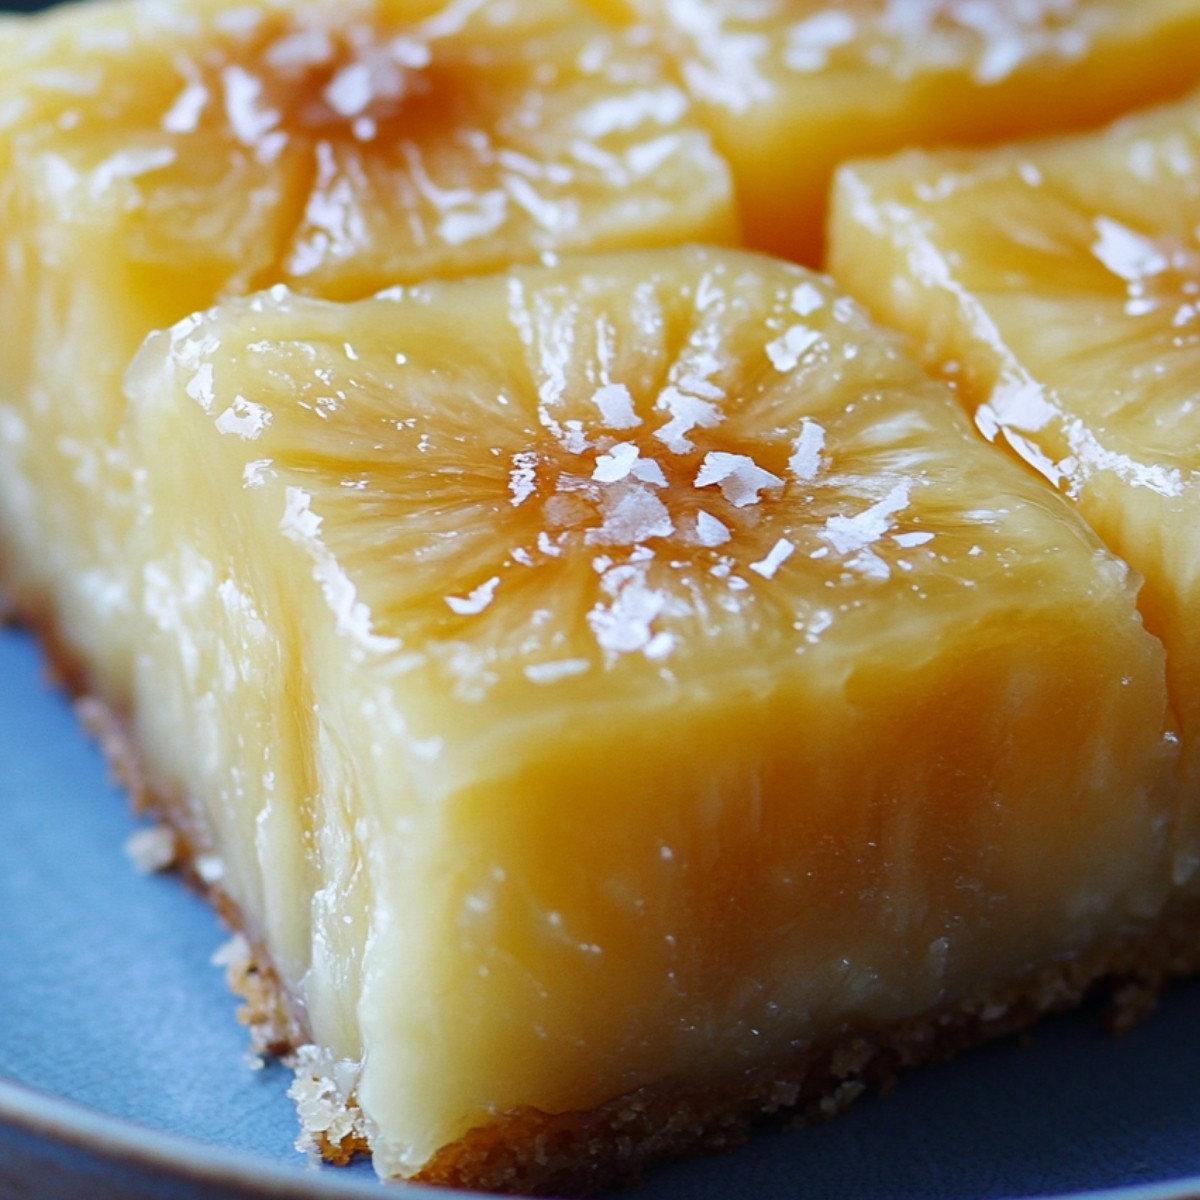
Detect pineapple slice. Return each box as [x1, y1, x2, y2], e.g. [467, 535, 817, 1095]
[0, 0, 734, 705]
[828, 87, 1200, 884]
[596, 0, 1200, 266]
[121, 247, 1176, 1189]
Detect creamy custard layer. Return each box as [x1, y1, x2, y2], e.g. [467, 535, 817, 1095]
[121, 247, 1177, 1179]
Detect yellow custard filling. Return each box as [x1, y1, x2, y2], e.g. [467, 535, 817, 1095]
[121, 247, 1176, 1180]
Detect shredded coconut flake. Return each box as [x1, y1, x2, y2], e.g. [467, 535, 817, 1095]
[643, 631, 676, 660]
[445, 575, 501, 616]
[676, 371, 724, 401]
[766, 324, 822, 372]
[214, 394, 273, 440]
[242, 458, 273, 488]
[523, 658, 591, 684]
[790, 281, 825, 316]
[749, 537, 795, 579]
[694, 451, 784, 507]
[591, 381, 641, 429]
[788, 418, 826, 482]
[509, 450, 538, 506]
[185, 362, 216, 411]
[821, 481, 911, 555]
[587, 564, 670, 657]
[438, 192, 508, 245]
[586, 481, 674, 545]
[784, 10, 856, 71]
[411, 736, 443, 762]
[695, 509, 731, 547]
[265, 27, 333, 69]
[388, 36, 433, 68]
[221, 64, 279, 146]
[631, 457, 668, 487]
[162, 81, 208, 133]
[654, 385, 724, 453]
[574, 85, 688, 138]
[324, 62, 375, 117]
[88, 146, 177, 196]
[846, 547, 891, 580]
[592, 441, 641, 483]
[1092, 215, 1168, 282]
[626, 133, 682, 177]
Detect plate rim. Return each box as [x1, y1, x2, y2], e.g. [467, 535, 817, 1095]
[5, 1069, 1200, 1200]
[0, 1073, 467, 1199]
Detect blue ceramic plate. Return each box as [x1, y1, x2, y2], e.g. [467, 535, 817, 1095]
[4, 625, 1200, 1200]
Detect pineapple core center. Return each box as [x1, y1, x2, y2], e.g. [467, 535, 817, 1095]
[507, 371, 806, 566]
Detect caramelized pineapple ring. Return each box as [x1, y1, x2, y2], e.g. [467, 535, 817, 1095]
[0, 0, 734, 705]
[602, 0, 1200, 266]
[124, 247, 1174, 1179]
[829, 86, 1200, 880]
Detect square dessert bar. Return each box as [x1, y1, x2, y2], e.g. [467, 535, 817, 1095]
[118, 246, 1183, 1191]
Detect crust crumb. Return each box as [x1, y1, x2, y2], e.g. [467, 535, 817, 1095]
[287, 1044, 374, 1166]
[123, 823, 181, 873]
[213, 933, 300, 1059]
[1105, 976, 1162, 1034]
[75, 694, 151, 808]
